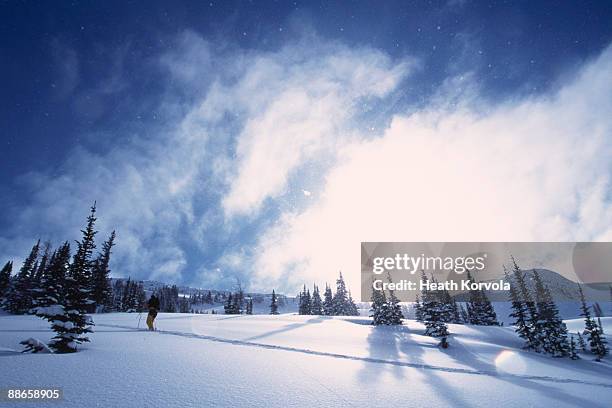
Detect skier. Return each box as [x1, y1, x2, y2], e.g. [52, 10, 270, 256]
[146, 294, 160, 331]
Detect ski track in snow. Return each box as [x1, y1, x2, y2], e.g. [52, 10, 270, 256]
[96, 323, 612, 389]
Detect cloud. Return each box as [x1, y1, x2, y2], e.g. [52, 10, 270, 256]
[3, 27, 611, 295]
[215, 43, 412, 215]
[0, 31, 413, 289]
[249, 45, 612, 297]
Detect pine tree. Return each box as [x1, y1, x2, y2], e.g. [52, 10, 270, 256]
[385, 273, 403, 325]
[466, 270, 498, 326]
[298, 285, 312, 315]
[5, 240, 40, 314]
[33, 242, 70, 328]
[0, 261, 12, 303]
[505, 265, 530, 346]
[49, 205, 97, 353]
[246, 298, 253, 315]
[569, 335, 579, 360]
[370, 282, 387, 325]
[224, 293, 234, 314]
[578, 285, 608, 361]
[311, 285, 323, 315]
[322, 284, 333, 315]
[577, 331, 587, 352]
[30, 243, 52, 313]
[511, 257, 540, 351]
[532, 269, 568, 357]
[231, 292, 241, 314]
[347, 291, 359, 316]
[331, 272, 352, 316]
[270, 290, 279, 315]
[91, 231, 115, 312]
[423, 294, 449, 339]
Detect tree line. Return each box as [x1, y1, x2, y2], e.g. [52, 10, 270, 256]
[506, 256, 608, 361]
[369, 256, 609, 360]
[297, 272, 359, 316]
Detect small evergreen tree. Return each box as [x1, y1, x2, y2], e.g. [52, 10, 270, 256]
[30, 243, 52, 311]
[347, 291, 359, 316]
[532, 269, 568, 357]
[466, 270, 498, 326]
[5, 240, 40, 314]
[506, 265, 530, 347]
[33, 242, 70, 327]
[422, 274, 449, 340]
[91, 231, 115, 312]
[569, 335, 579, 360]
[511, 257, 540, 351]
[331, 272, 352, 316]
[0, 261, 13, 304]
[385, 273, 403, 325]
[246, 298, 253, 315]
[224, 293, 234, 314]
[298, 285, 312, 315]
[270, 290, 279, 315]
[49, 205, 97, 353]
[322, 284, 333, 315]
[311, 285, 323, 315]
[578, 285, 608, 361]
[370, 282, 387, 325]
[577, 331, 587, 352]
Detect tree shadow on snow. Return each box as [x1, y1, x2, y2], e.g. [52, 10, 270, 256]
[242, 316, 326, 342]
[445, 335, 609, 408]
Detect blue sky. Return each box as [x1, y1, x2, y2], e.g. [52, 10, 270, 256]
[1, 1, 612, 295]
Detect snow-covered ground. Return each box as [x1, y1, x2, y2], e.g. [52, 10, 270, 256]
[0, 313, 610, 407]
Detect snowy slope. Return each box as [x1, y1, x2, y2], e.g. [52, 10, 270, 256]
[0, 313, 610, 408]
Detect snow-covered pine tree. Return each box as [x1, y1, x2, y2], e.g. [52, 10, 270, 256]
[421, 273, 449, 339]
[34, 242, 70, 330]
[578, 285, 608, 361]
[370, 282, 387, 325]
[465, 270, 499, 326]
[505, 265, 529, 347]
[246, 298, 253, 315]
[49, 205, 97, 353]
[532, 269, 568, 357]
[577, 331, 587, 352]
[224, 293, 233, 314]
[385, 273, 403, 325]
[91, 231, 115, 312]
[511, 257, 540, 351]
[298, 285, 312, 315]
[569, 335, 579, 360]
[331, 272, 351, 316]
[231, 292, 242, 314]
[270, 290, 279, 315]
[30, 243, 51, 313]
[347, 291, 359, 316]
[322, 284, 333, 315]
[311, 285, 323, 315]
[0, 261, 13, 304]
[5, 240, 40, 314]
[439, 286, 458, 323]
